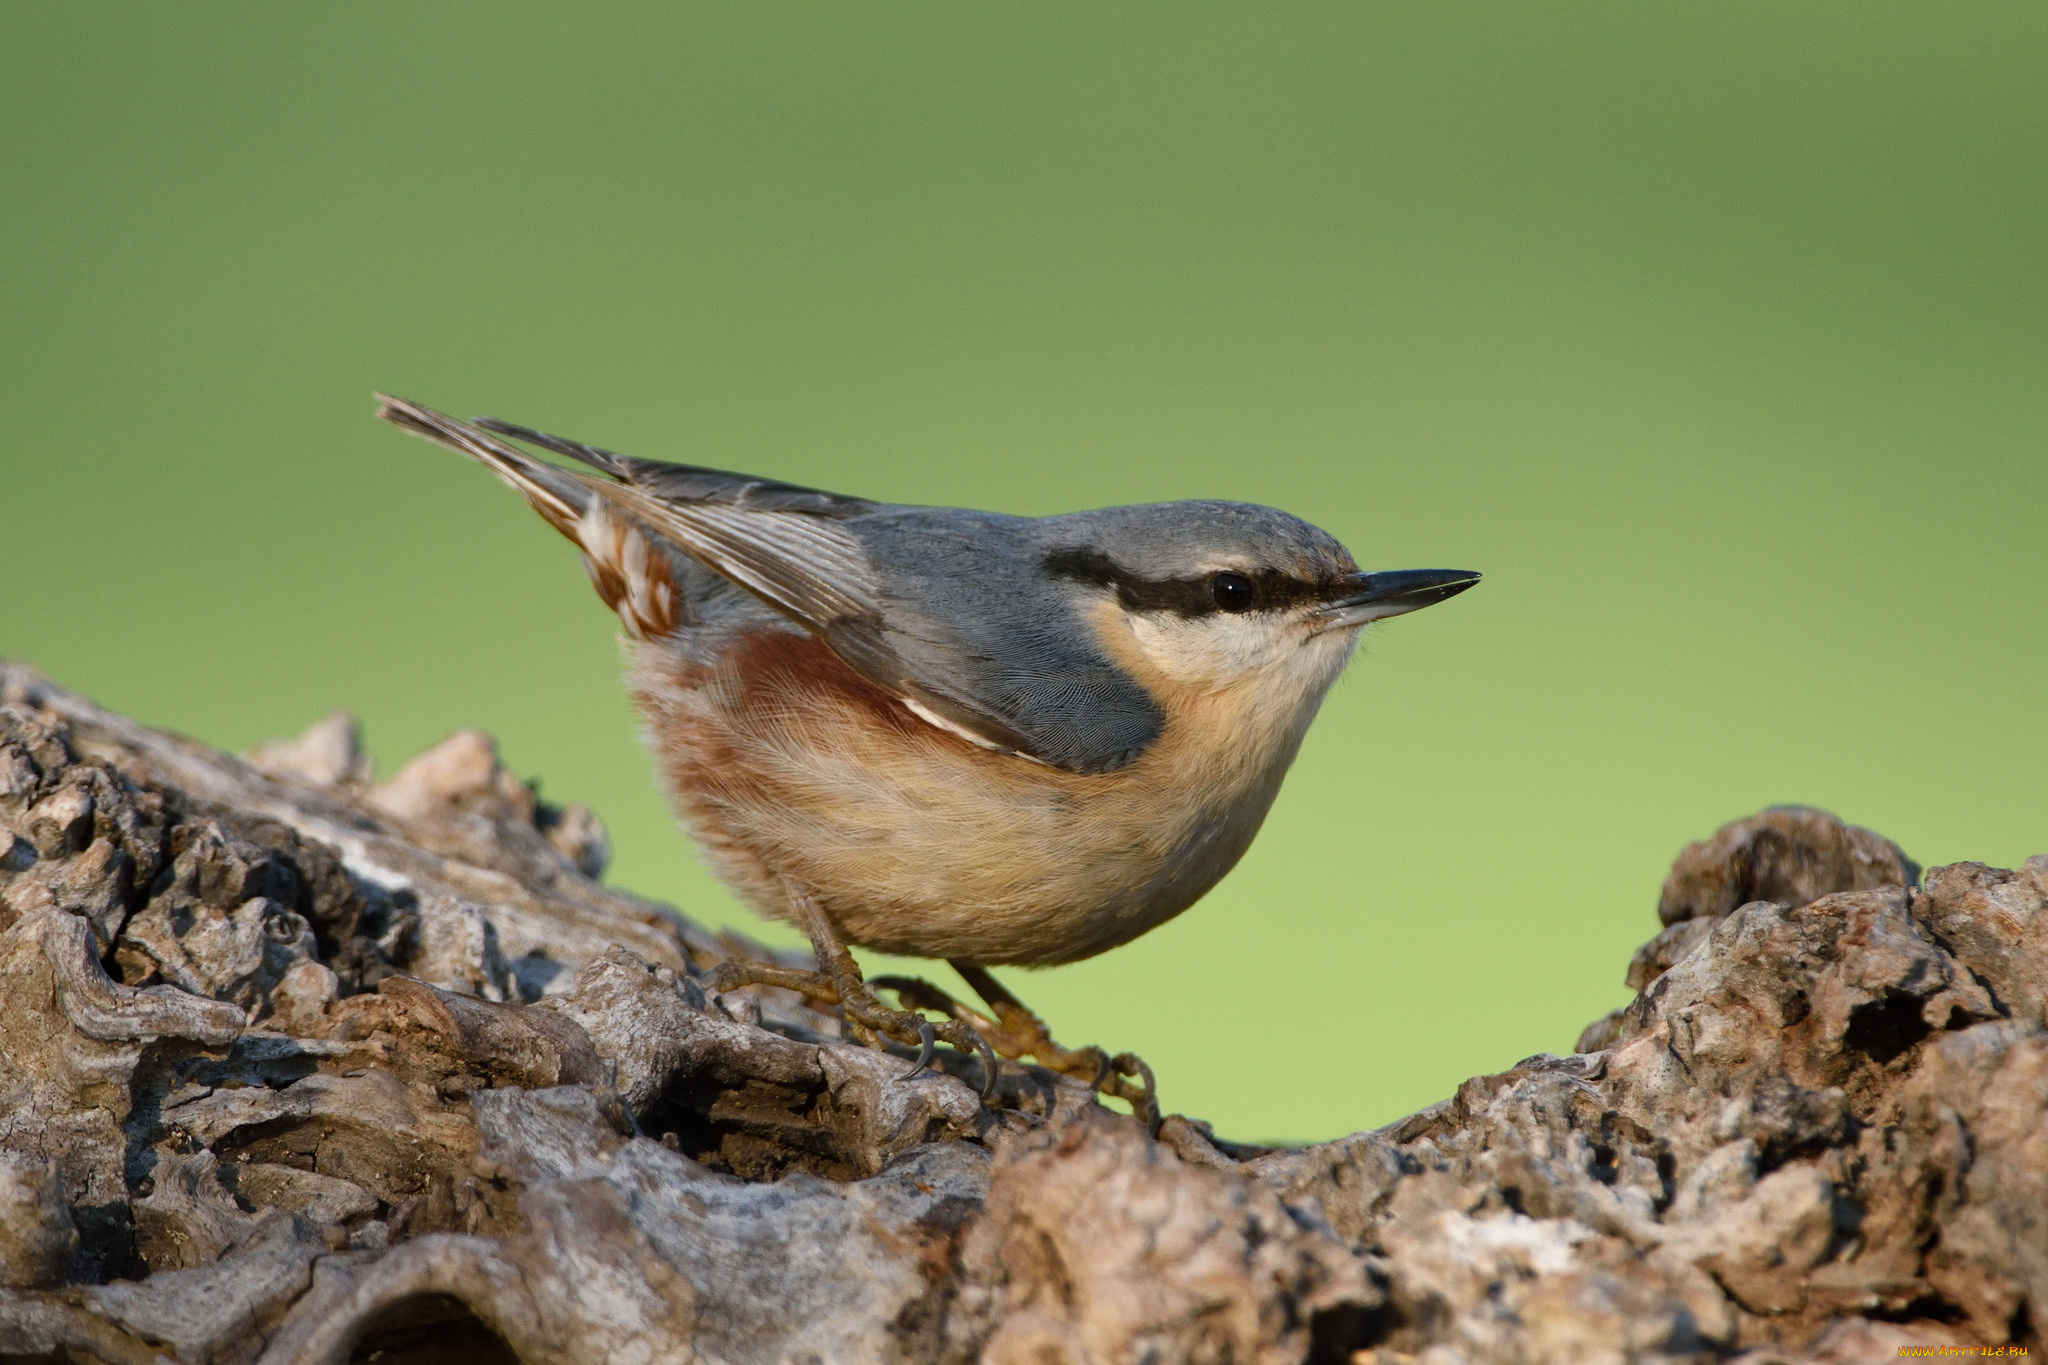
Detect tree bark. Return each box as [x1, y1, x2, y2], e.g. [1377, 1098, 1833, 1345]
[0, 660, 2039, 1364]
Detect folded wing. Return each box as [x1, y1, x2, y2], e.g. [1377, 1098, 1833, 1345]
[381, 398, 1160, 773]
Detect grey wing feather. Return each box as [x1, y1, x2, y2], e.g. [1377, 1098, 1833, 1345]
[475, 417, 878, 517]
[463, 413, 1162, 773]
[849, 513, 1167, 773]
[606, 487, 1160, 768]
[472, 418, 634, 479]
[598, 481, 882, 629]
[474, 413, 887, 630]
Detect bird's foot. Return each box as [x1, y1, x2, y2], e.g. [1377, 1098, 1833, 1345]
[873, 963, 1161, 1133]
[705, 889, 998, 1097]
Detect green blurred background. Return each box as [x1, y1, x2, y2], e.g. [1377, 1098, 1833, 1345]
[3, 4, 2042, 1141]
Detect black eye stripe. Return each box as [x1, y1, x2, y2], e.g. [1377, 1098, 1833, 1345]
[1042, 549, 1325, 617]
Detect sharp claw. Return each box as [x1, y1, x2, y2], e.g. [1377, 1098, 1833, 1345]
[975, 1035, 1000, 1100]
[903, 1018, 937, 1078]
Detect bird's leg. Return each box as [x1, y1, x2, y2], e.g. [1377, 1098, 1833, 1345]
[793, 890, 1000, 1088]
[891, 961, 1160, 1132]
[704, 883, 996, 1091]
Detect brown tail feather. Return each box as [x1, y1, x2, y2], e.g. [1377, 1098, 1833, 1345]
[376, 394, 590, 535]
[376, 395, 681, 639]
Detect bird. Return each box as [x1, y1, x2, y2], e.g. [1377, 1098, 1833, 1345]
[377, 395, 1478, 1124]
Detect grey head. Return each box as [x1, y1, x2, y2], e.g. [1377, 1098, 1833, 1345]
[1031, 499, 1474, 631]
[391, 404, 1478, 775]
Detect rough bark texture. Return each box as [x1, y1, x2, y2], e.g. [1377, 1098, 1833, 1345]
[0, 659, 2039, 1365]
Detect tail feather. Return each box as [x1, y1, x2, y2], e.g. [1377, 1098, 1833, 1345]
[473, 416, 633, 480]
[376, 395, 681, 639]
[376, 394, 591, 537]
[475, 413, 876, 519]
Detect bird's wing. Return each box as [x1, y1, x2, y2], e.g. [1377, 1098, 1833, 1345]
[581, 462, 1163, 773]
[599, 480, 1169, 772]
[598, 480, 882, 631]
[849, 513, 1166, 774]
[463, 414, 883, 630]
[475, 417, 872, 518]
[394, 401, 1160, 773]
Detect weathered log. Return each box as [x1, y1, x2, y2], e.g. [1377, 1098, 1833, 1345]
[0, 659, 2040, 1363]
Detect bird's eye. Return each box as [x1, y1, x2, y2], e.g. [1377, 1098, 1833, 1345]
[1211, 571, 1256, 612]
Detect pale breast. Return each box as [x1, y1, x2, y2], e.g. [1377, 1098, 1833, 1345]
[628, 624, 1313, 965]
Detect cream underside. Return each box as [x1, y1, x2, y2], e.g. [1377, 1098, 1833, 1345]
[632, 600, 1359, 966]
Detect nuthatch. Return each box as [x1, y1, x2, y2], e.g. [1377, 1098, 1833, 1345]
[379, 396, 1478, 1121]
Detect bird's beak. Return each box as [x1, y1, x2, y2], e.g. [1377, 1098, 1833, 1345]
[1314, 569, 1481, 630]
